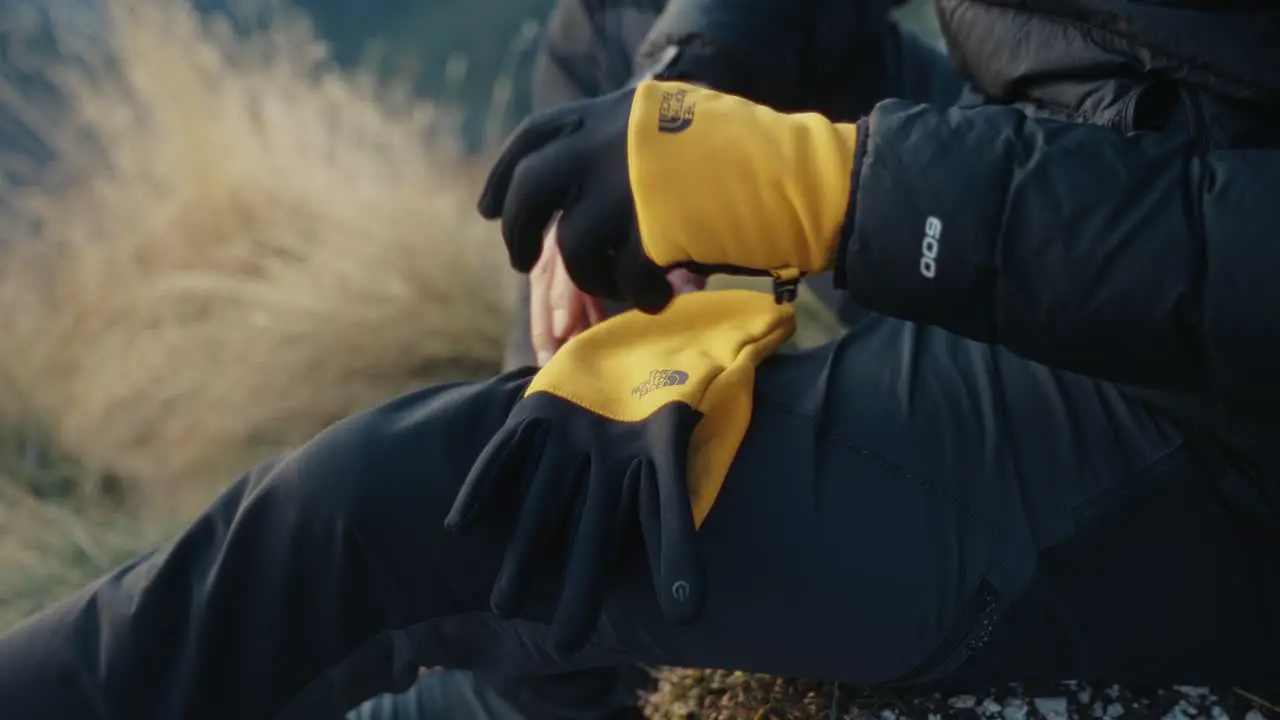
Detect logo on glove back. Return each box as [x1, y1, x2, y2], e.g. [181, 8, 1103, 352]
[632, 369, 690, 399]
[657, 89, 695, 133]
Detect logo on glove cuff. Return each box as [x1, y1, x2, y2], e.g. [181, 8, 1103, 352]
[632, 368, 690, 399]
[657, 89, 695, 133]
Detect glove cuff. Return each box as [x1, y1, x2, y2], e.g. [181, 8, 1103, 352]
[626, 81, 859, 278]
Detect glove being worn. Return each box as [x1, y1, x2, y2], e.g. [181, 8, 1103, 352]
[445, 289, 795, 652]
[478, 80, 862, 313]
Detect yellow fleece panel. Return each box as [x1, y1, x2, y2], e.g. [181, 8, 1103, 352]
[626, 80, 859, 277]
[525, 289, 795, 526]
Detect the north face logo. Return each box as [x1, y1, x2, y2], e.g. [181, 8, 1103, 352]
[631, 369, 690, 399]
[656, 89, 695, 133]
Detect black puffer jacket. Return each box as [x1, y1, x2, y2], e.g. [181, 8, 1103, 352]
[940, 0, 1280, 126]
[851, 0, 1280, 384]
[837, 0, 1280, 520]
[645, 0, 1280, 518]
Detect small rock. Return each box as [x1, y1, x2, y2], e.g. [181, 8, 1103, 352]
[1034, 697, 1069, 720]
[1078, 686, 1095, 705]
[1209, 707, 1229, 720]
[950, 694, 977, 709]
[982, 698, 1004, 716]
[1090, 701, 1106, 718]
[1176, 687, 1213, 699]
[1245, 711, 1267, 720]
[879, 710, 898, 720]
[1106, 702, 1126, 718]
[1002, 697, 1028, 720]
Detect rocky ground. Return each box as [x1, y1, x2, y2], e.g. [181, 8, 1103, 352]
[643, 670, 1277, 720]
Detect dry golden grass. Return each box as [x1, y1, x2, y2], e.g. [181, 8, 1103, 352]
[0, 0, 513, 494]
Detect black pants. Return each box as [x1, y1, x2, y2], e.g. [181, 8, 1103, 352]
[476, 2, 965, 716]
[2, 316, 1276, 720]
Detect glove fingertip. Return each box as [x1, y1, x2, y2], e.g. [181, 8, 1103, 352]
[476, 180, 502, 220]
[662, 566, 706, 625]
[443, 463, 500, 535]
[441, 503, 471, 534]
[443, 486, 480, 535]
[444, 472, 487, 533]
[616, 230, 674, 313]
[490, 559, 530, 619]
[639, 453, 709, 625]
[490, 588, 517, 619]
[477, 110, 578, 225]
[634, 280, 674, 314]
[490, 567, 538, 621]
[444, 420, 541, 534]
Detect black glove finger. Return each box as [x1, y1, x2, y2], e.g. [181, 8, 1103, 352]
[499, 141, 584, 273]
[646, 408, 707, 621]
[444, 418, 543, 535]
[637, 450, 706, 626]
[554, 193, 634, 302]
[615, 225, 675, 313]
[548, 457, 633, 653]
[478, 109, 580, 220]
[490, 443, 586, 618]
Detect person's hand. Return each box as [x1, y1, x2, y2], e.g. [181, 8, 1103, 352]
[529, 218, 605, 366]
[530, 218, 706, 366]
[478, 80, 862, 313]
[445, 289, 796, 652]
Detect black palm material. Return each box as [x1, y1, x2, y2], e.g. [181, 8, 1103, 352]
[444, 393, 707, 654]
[477, 87, 676, 313]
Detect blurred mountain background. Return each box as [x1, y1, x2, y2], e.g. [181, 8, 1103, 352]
[294, 0, 941, 151]
[0, 0, 941, 159]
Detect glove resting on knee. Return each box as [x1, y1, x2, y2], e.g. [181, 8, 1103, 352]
[444, 289, 794, 652]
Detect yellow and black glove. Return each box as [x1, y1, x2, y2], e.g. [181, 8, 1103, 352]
[444, 289, 795, 651]
[478, 80, 861, 312]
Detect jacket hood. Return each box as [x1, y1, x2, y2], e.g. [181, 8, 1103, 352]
[939, 0, 1280, 108]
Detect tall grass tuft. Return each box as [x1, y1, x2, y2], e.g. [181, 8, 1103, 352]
[0, 0, 512, 495]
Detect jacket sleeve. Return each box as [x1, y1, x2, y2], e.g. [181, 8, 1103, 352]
[837, 100, 1280, 418]
[636, 0, 962, 118]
